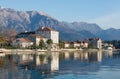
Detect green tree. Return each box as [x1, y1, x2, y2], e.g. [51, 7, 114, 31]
[88, 43, 95, 49]
[46, 39, 53, 49]
[39, 40, 46, 49]
[0, 35, 4, 42]
[0, 36, 4, 48]
[59, 40, 64, 48]
[47, 39, 53, 45]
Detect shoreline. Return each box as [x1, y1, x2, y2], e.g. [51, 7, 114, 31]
[0, 48, 117, 54]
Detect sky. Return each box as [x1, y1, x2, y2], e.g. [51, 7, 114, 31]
[0, 0, 120, 29]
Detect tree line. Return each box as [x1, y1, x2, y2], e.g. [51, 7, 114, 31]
[103, 40, 120, 49]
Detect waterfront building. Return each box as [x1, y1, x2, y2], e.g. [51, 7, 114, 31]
[36, 27, 59, 44]
[27, 34, 46, 46]
[70, 42, 80, 48]
[64, 42, 70, 48]
[12, 38, 33, 48]
[80, 41, 88, 48]
[13, 26, 59, 48]
[85, 38, 102, 49]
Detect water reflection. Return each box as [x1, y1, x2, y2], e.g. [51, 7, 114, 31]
[0, 50, 120, 79]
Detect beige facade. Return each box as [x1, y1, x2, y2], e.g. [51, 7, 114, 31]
[12, 38, 33, 48]
[70, 42, 80, 48]
[64, 42, 70, 48]
[28, 34, 46, 46]
[82, 42, 88, 48]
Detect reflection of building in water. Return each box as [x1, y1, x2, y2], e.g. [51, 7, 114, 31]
[19, 54, 33, 63]
[88, 52, 97, 62]
[84, 52, 88, 60]
[104, 50, 113, 57]
[12, 54, 33, 64]
[73, 51, 102, 62]
[79, 51, 88, 60]
[35, 55, 41, 66]
[74, 52, 80, 60]
[97, 50, 102, 62]
[50, 52, 59, 71]
[64, 52, 70, 59]
[31, 52, 59, 72]
[33, 54, 47, 66]
[88, 51, 102, 63]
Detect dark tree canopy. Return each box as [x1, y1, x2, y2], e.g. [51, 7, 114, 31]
[47, 39, 53, 45]
[39, 40, 46, 49]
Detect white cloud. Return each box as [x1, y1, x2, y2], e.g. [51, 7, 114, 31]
[90, 12, 120, 29]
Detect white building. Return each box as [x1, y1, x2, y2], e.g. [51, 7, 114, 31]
[28, 34, 46, 46]
[97, 38, 102, 49]
[64, 42, 70, 48]
[36, 27, 59, 44]
[70, 42, 80, 48]
[12, 38, 33, 48]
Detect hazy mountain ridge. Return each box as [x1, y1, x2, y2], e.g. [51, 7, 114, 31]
[0, 7, 120, 40]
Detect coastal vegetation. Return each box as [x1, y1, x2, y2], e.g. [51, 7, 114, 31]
[0, 35, 4, 48]
[103, 40, 120, 49]
[47, 39, 53, 45]
[39, 40, 46, 49]
[58, 40, 64, 48]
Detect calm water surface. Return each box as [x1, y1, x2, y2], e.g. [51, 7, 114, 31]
[0, 50, 120, 79]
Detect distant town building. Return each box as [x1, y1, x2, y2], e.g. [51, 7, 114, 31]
[70, 42, 80, 48]
[85, 38, 102, 49]
[63, 41, 88, 49]
[64, 42, 70, 48]
[81, 42, 88, 48]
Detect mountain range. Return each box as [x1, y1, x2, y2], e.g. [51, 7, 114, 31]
[0, 7, 120, 41]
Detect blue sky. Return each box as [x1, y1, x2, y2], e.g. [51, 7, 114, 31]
[0, 0, 120, 29]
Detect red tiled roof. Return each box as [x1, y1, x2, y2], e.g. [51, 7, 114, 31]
[64, 42, 70, 44]
[29, 34, 44, 38]
[36, 27, 56, 31]
[19, 38, 32, 42]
